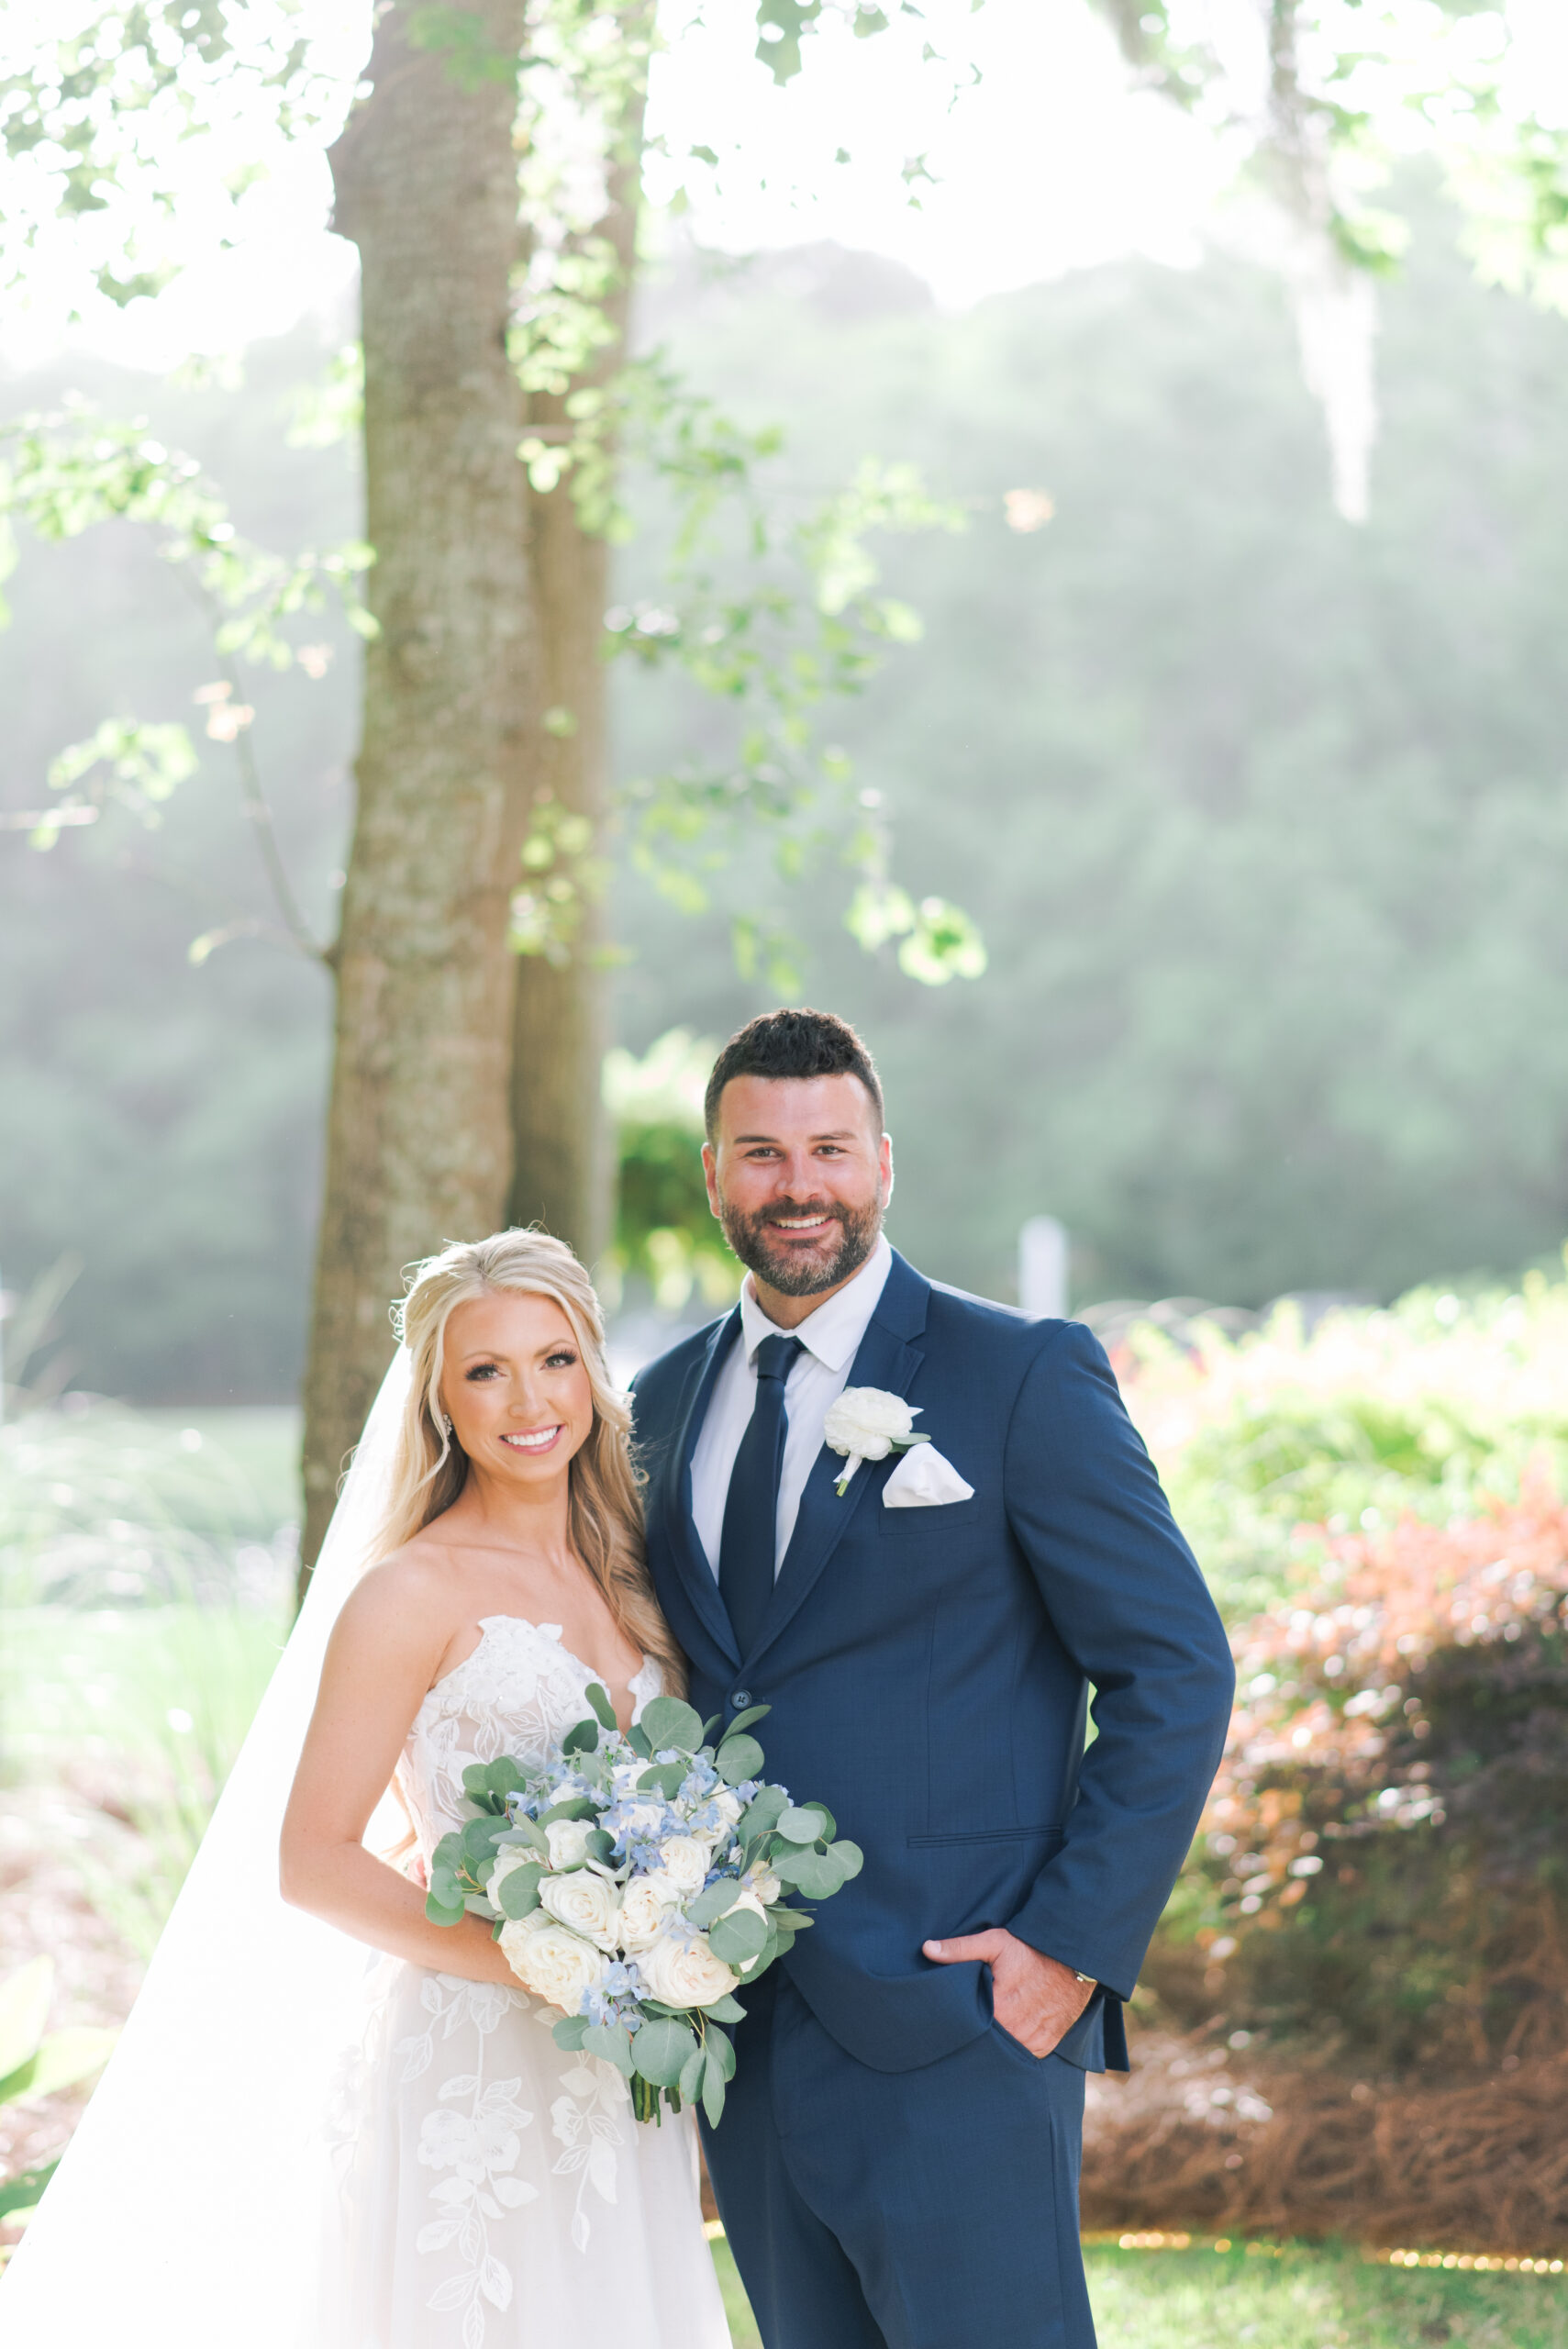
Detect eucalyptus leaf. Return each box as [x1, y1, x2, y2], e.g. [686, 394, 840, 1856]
[701, 2044, 727, 2128]
[485, 1757, 527, 1799]
[583, 2023, 636, 2076]
[625, 1722, 653, 1760]
[0, 2159, 58, 2221]
[585, 1682, 619, 1731]
[706, 2022, 737, 2082]
[828, 1839, 863, 1880]
[636, 1760, 686, 1800]
[725, 1703, 772, 1737]
[630, 2015, 697, 2087]
[700, 1713, 724, 1745]
[772, 1846, 847, 1899]
[739, 1786, 786, 1842]
[679, 2043, 706, 2106]
[461, 1764, 492, 1803]
[707, 1906, 768, 1965]
[496, 1863, 543, 1920]
[424, 1889, 466, 1928]
[684, 1880, 739, 1930]
[552, 2014, 592, 2052]
[584, 1829, 617, 1865]
[703, 1992, 748, 2024]
[715, 1733, 764, 1787]
[539, 1796, 595, 1824]
[639, 1695, 705, 1753]
[776, 1804, 826, 1844]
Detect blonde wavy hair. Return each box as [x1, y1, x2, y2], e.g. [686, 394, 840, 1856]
[370, 1230, 684, 1696]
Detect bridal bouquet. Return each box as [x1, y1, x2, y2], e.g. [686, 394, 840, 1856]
[425, 1688, 861, 2124]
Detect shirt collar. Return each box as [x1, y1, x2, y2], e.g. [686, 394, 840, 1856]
[740, 1233, 893, 1374]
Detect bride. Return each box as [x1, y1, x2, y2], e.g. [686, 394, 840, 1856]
[1, 1231, 731, 2349]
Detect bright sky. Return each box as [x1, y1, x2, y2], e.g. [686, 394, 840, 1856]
[6, 0, 1567, 374]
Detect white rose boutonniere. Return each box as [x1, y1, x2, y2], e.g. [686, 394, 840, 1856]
[822, 1386, 931, 1497]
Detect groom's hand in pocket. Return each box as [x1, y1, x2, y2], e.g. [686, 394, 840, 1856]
[922, 1929, 1093, 2057]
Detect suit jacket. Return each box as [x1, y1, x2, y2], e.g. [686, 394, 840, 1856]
[630, 1250, 1235, 2076]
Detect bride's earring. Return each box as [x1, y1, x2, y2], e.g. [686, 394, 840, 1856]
[439, 1411, 453, 1440]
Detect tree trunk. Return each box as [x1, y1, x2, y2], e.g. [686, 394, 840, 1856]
[506, 46, 649, 1272]
[301, 0, 533, 1576]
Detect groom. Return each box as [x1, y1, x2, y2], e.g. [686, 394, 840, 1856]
[631, 1008, 1234, 2349]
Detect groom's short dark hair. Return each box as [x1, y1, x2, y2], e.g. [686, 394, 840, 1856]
[705, 1008, 884, 1139]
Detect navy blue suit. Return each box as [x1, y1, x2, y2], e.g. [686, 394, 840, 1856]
[632, 1252, 1234, 2349]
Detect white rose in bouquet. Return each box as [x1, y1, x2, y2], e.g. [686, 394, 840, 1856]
[499, 1913, 606, 2009]
[543, 1818, 594, 1871]
[639, 1928, 739, 2009]
[744, 1865, 782, 1906]
[617, 1876, 679, 1952]
[539, 1868, 623, 1953]
[647, 1834, 711, 1898]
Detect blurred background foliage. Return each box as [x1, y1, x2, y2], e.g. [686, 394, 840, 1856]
[6, 177, 1568, 1398]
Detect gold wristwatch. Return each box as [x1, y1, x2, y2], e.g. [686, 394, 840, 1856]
[1073, 1971, 1096, 1987]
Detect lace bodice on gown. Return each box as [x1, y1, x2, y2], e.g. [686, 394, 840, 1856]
[318, 1617, 728, 2349]
[396, 1614, 664, 1862]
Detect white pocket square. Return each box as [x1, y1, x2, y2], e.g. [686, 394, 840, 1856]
[882, 1444, 975, 1508]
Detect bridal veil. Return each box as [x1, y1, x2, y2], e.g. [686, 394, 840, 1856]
[1, 1349, 415, 2345]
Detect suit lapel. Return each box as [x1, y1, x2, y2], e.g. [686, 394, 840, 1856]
[657, 1308, 742, 1668]
[747, 1253, 930, 1665]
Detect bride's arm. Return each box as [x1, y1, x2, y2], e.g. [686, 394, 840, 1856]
[279, 1560, 516, 1984]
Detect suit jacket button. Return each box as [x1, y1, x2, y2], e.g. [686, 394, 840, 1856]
[732, 1690, 752, 1710]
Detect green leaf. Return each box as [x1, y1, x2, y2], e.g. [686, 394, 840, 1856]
[625, 1722, 653, 1760]
[771, 1846, 848, 1900]
[776, 1805, 826, 1844]
[431, 1830, 465, 1871]
[561, 1717, 600, 1756]
[700, 1714, 724, 1745]
[631, 2015, 698, 2088]
[701, 2044, 727, 2128]
[484, 1756, 528, 1800]
[552, 2014, 592, 2051]
[726, 1704, 773, 1737]
[496, 1863, 543, 1920]
[462, 1816, 503, 1863]
[539, 1796, 596, 1825]
[679, 2043, 707, 2106]
[703, 1992, 748, 2024]
[584, 1829, 617, 1865]
[583, 2022, 636, 2076]
[0, 2158, 58, 2221]
[0, 1959, 52, 2081]
[707, 1907, 768, 1965]
[0, 2027, 117, 2106]
[706, 2022, 737, 2081]
[585, 1683, 619, 1731]
[739, 1787, 787, 1842]
[684, 1880, 740, 1930]
[424, 1889, 466, 1926]
[716, 1734, 765, 1787]
[462, 1763, 493, 1803]
[639, 1696, 705, 1754]
[828, 1839, 863, 1880]
[637, 1761, 687, 1800]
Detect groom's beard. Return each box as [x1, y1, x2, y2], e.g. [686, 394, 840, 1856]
[718, 1191, 883, 1298]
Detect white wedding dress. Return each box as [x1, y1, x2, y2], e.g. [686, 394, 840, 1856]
[317, 1614, 731, 2349]
[2, 1358, 730, 2348]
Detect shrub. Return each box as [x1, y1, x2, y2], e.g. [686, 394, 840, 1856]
[1155, 1484, 1568, 2073]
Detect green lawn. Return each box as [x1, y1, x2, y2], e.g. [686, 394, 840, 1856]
[710, 2237, 1568, 2348]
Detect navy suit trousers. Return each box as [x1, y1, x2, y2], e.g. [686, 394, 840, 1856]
[703, 1972, 1096, 2349]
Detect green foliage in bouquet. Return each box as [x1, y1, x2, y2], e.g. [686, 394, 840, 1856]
[424, 1687, 861, 2125]
[1150, 1486, 1568, 2074]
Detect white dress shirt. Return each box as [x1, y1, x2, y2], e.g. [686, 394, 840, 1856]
[689, 1234, 894, 1579]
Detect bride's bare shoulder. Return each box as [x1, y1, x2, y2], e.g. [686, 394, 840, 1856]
[333, 1536, 461, 1642]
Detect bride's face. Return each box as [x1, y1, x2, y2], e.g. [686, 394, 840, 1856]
[439, 1290, 595, 1490]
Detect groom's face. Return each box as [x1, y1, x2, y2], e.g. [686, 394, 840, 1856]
[704, 1073, 893, 1302]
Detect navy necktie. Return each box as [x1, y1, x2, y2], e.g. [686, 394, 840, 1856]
[717, 1332, 803, 1657]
